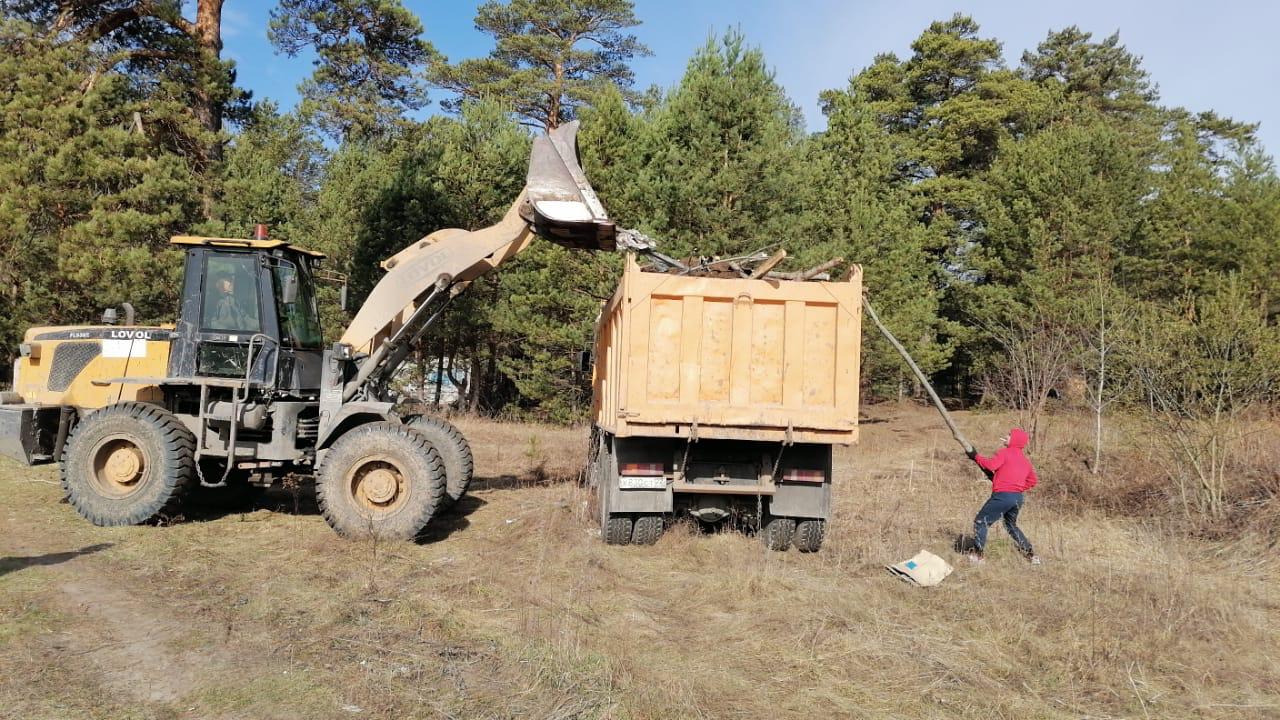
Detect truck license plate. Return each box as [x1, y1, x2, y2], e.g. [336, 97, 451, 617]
[619, 476, 666, 490]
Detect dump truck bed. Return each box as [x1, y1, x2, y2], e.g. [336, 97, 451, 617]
[592, 256, 861, 445]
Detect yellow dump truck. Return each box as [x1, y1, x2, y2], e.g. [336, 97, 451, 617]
[588, 255, 862, 551]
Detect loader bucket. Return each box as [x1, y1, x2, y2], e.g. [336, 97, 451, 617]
[338, 121, 619, 355]
[525, 120, 616, 250]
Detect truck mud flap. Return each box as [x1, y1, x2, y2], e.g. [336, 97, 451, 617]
[609, 485, 672, 514]
[0, 405, 54, 465]
[770, 482, 831, 519]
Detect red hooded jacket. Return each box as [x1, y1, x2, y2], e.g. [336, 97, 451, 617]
[975, 428, 1038, 493]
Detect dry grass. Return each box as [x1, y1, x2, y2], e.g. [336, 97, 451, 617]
[1, 405, 1278, 719]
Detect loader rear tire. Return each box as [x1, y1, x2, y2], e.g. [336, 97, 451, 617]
[761, 517, 796, 551]
[407, 415, 474, 506]
[793, 519, 826, 553]
[61, 403, 196, 526]
[631, 514, 664, 545]
[316, 422, 447, 541]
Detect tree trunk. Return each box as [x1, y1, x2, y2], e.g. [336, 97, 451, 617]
[1092, 352, 1105, 475]
[548, 57, 565, 130]
[192, 0, 225, 220]
[467, 354, 483, 413]
[192, 0, 224, 140]
[482, 342, 498, 414]
[416, 346, 426, 402]
[432, 341, 445, 409]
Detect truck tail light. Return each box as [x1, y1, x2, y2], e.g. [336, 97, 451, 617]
[783, 469, 825, 483]
[620, 462, 664, 476]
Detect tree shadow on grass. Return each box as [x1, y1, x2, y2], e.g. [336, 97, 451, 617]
[0, 543, 113, 577]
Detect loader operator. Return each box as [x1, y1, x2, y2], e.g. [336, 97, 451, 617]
[964, 428, 1041, 565]
[210, 275, 249, 330]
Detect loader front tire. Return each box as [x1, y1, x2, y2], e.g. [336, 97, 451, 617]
[316, 422, 447, 541]
[406, 415, 474, 506]
[62, 403, 196, 526]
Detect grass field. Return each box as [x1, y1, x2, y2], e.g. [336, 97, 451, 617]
[1, 405, 1277, 719]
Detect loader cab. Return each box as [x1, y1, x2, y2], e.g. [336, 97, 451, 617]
[167, 234, 325, 394]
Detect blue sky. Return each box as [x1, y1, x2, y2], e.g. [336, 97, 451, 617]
[220, 0, 1280, 156]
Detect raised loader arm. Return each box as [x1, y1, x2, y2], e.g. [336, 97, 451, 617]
[334, 121, 615, 404]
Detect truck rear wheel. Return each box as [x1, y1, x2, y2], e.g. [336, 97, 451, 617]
[61, 403, 196, 526]
[595, 432, 632, 545]
[604, 515, 633, 545]
[761, 517, 796, 551]
[631, 514, 664, 545]
[406, 415, 474, 506]
[793, 519, 826, 552]
[316, 422, 447, 540]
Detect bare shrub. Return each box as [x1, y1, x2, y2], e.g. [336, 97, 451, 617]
[978, 301, 1078, 449]
[1072, 275, 1136, 475]
[1130, 282, 1280, 521]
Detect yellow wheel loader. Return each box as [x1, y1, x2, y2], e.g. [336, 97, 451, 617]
[0, 122, 615, 540]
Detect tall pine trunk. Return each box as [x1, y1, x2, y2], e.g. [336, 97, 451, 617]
[193, 0, 224, 138]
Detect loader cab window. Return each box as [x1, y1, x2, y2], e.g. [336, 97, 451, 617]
[271, 260, 323, 348]
[201, 254, 262, 334]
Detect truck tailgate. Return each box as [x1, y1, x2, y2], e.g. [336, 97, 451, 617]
[592, 256, 861, 444]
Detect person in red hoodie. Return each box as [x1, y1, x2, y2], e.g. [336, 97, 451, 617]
[965, 428, 1040, 564]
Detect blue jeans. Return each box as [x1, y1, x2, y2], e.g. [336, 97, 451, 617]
[973, 492, 1034, 555]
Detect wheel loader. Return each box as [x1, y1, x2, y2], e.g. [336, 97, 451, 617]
[0, 122, 615, 539]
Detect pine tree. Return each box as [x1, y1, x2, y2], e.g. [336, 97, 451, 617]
[1020, 26, 1156, 117]
[1219, 151, 1280, 314]
[5, 0, 246, 166]
[0, 22, 206, 364]
[431, 0, 651, 130]
[971, 114, 1152, 314]
[576, 83, 652, 228]
[270, 0, 437, 141]
[199, 104, 323, 242]
[846, 15, 1057, 293]
[1127, 113, 1259, 302]
[639, 30, 806, 260]
[807, 81, 955, 397]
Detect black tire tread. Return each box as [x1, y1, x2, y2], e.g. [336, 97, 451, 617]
[761, 517, 796, 552]
[315, 421, 447, 540]
[631, 514, 664, 545]
[406, 415, 474, 505]
[604, 515, 633, 545]
[61, 402, 196, 526]
[793, 519, 826, 553]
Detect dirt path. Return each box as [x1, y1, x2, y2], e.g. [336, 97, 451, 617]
[1, 512, 226, 708]
[49, 572, 221, 704]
